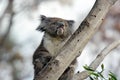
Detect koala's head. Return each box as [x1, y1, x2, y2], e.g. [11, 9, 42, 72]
[36, 15, 74, 38]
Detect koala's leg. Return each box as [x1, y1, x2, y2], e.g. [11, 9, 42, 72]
[33, 44, 52, 77]
[33, 52, 52, 75]
[59, 59, 77, 80]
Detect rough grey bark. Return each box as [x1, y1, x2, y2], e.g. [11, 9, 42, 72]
[34, 0, 117, 80]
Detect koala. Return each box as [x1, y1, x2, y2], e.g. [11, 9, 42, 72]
[33, 15, 75, 80]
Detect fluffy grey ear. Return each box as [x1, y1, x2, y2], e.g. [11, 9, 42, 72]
[36, 25, 45, 32]
[36, 15, 46, 31]
[41, 15, 46, 21]
[67, 20, 75, 27]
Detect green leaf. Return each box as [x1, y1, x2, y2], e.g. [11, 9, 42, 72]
[98, 72, 105, 78]
[109, 72, 117, 80]
[101, 64, 104, 71]
[90, 72, 99, 77]
[83, 65, 94, 71]
[89, 76, 94, 80]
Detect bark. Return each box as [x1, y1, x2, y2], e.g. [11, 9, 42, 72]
[34, 0, 117, 80]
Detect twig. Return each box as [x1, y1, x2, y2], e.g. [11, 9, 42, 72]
[73, 40, 120, 80]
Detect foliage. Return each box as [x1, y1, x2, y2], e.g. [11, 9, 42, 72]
[83, 64, 117, 80]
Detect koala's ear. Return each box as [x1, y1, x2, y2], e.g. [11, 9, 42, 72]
[36, 15, 47, 31]
[41, 15, 46, 21]
[36, 25, 46, 32]
[67, 20, 75, 27]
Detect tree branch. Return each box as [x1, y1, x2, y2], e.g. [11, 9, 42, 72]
[0, 0, 14, 47]
[0, 0, 13, 27]
[34, 0, 117, 80]
[73, 40, 120, 80]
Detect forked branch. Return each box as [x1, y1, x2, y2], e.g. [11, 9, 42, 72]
[73, 40, 120, 80]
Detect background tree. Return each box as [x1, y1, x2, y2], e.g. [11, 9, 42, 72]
[0, 0, 120, 80]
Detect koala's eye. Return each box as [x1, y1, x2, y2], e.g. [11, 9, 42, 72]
[47, 19, 50, 22]
[44, 19, 50, 23]
[59, 23, 64, 26]
[52, 22, 56, 25]
[58, 22, 65, 26]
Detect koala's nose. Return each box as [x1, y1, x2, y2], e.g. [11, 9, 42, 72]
[57, 25, 64, 29]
